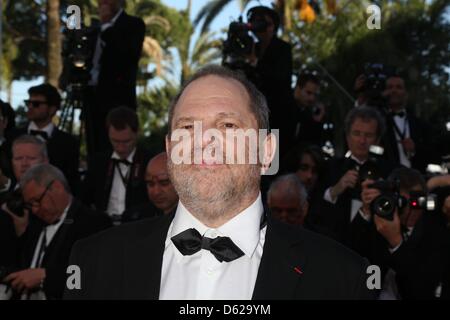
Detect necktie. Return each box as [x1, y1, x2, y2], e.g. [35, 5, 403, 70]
[30, 130, 49, 141]
[171, 228, 245, 262]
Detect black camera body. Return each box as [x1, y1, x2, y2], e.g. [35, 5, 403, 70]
[369, 180, 436, 220]
[222, 17, 268, 70]
[346, 155, 383, 200]
[5, 189, 26, 217]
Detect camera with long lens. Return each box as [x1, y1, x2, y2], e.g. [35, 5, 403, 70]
[5, 189, 26, 217]
[369, 180, 437, 220]
[222, 16, 268, 70]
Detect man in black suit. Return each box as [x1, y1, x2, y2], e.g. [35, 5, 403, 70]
[65, 65, 374, 300]
[9, 84, 80, 193]
[122, 152, 178, 222]
[314, 107, 396, 242]
[348, 168, 450, 299]
[1, 164, 111, 299]
[84, 0, 145, 157]
[381, 75, 436, 172]
[82, 107, 151, 225]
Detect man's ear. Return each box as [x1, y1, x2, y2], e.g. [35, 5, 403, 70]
[261, 132, 277, 175]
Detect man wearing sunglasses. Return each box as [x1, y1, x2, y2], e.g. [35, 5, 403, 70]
[1, 164, 111, 300]
[10, 83, 80, 194]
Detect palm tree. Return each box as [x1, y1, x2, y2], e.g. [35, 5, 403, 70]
[194, 0, 253, 34]
[47, 0, 62, 87]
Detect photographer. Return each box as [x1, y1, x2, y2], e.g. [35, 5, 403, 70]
[83, 0, 145, 157]
[239, 6, 295, 152]
[349, 168, 450, 299]
[314, 107, 396, 242]
[1, 164, 111, 300]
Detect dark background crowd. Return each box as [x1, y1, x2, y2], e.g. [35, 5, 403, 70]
[0, 1, 450, 300]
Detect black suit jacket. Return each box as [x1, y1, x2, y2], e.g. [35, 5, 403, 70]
[64, 210, 374, 300]
[96, 11, 145, 111]
[82, 147, 151, 214]
[16, 199, 111, 299]
[312, 156, 396, 242]
[348, 212, 450, 299]
[9, 127, 80, 194]
[381, 112, 437, 173]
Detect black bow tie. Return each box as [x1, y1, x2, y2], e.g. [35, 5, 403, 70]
[112, 158, 132, 166]
[171, 228, 245, 263]
[30, 130, 49, 141]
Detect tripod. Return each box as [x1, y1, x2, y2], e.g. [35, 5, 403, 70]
[59, 83, 85, 136]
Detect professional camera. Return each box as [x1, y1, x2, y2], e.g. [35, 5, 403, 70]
[5, 189, 26, 217]
[369, 180, 436, 220]
[361, 63, 390, 109]
[222, 16, 268, 69]
[60, 23, 97, 90]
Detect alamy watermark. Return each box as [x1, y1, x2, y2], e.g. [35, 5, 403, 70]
[169, 121, 279, 176]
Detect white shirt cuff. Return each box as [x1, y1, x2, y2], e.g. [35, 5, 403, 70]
[0, 178, 11, 193]
[323, 188, 338, 204]
[389, 240, 403, 254]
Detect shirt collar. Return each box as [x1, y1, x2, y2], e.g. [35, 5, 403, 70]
[101, 8, 123, 31]
[28, 121, 55, 138]
[345, 151, 367, 165]
[111, 148, 136, 163]
[168, 193, 264, 259]
[47, 197, 72, 230]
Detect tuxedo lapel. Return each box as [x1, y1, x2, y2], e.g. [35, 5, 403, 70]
[122, 212, 175, 299]
[252, 218, 307, 300]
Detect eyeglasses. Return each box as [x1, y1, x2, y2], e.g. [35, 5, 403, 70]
[24, 180, 54, 211]
[24, 100, 48, 108]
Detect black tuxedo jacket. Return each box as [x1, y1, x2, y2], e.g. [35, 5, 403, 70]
[312, 156, 396, 242]
[9, 126, 80, 194]
[16, 199, 111, 299]
[96, 11, 145, 111]
[348, 212, 450, 299]
[82, 147, 151, 214]
[381, 112, 437, 173]
[64, 210, 375, 300]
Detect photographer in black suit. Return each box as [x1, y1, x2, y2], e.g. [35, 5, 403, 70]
[84, 0, 145, 157]
[349, 168, 450, 299]
[9, 84, 80, 194]
[1, 164, 111, 300]
[316, 107, 396, 242]
[82, 107, 151, 225]
[65, 65, 373, 300]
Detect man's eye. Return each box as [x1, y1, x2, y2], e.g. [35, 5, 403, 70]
[182, 124, 193, 130]
[223, 123, 238, 129]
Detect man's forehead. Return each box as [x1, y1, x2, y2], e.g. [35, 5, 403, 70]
[13, 143, 39, 154]
[176, 75, 250, 109]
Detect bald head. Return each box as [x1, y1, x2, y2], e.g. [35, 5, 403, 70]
[145, 152, 178, 214]
[267, 174, 309, 225]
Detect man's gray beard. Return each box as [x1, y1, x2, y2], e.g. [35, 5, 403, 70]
[167, 161, 260, 224]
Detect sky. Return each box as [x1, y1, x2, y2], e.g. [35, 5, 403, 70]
[0, 0, 273, 109]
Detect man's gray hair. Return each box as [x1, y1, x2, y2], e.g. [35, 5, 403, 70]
[344, 106, 386, 138]
[167, 64, 270, 133]
[20, 163, 70, 193]
[12, 135, 48, 159]
[267, 173, 308, 205]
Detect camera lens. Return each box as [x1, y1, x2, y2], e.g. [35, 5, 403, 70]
[371, 194, 396, 220]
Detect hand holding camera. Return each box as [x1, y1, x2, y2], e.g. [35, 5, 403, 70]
[330, 169, 359, 200]
[2, 199, 29, 237]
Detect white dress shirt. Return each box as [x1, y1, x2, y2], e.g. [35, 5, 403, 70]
[28, 122, 55, 140]
[106, 149, 135, 217]
[159, 193, 266, 300]
[323, 154, 363, 222]
[89, 9, 124, 86]
[30, 199, 71, 269]
[392, 111, 411, 168]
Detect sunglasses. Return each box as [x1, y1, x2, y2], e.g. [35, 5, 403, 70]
[24, 100, 48, 108]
